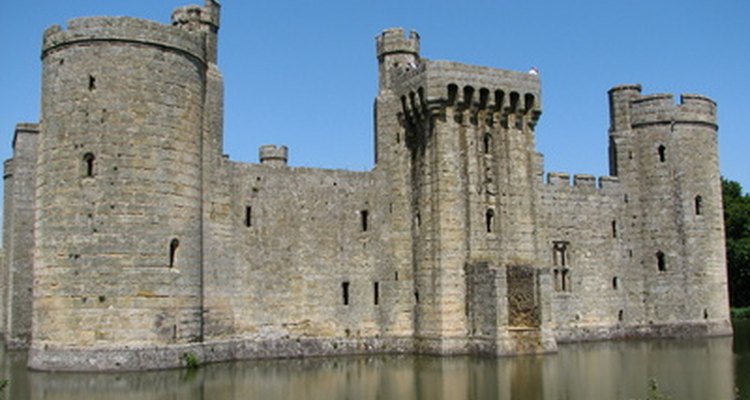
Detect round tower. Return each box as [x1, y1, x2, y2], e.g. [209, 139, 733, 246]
[30, 16, 209, 370]
[376, 28, 420, 92]
[629, 92, 730, 333]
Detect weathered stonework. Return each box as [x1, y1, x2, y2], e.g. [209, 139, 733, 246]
[1, 1, 732, 371]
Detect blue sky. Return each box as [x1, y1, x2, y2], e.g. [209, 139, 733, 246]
[0, 0, 748, 195]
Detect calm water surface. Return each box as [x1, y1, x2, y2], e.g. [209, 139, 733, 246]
[2, 321, 748, 399]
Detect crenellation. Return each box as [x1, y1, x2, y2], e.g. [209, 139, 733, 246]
[1, 5, 731, 372]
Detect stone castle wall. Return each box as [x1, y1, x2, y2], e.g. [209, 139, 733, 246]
[0, 1, 732, 371]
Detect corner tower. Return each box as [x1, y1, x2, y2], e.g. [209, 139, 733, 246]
[608, 86, 731, 334]
[29, 8, 217, 370]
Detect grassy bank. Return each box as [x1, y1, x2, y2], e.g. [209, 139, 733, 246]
[731, 307, 750, 320]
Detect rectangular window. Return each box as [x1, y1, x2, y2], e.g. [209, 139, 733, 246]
[361, 210, 369, 232]
[374, 281, 379, 306]
[342, 281, 350, 305]
[245, 206, 252, 227]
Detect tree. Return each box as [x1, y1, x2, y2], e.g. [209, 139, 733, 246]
[723, 178, 750, 308]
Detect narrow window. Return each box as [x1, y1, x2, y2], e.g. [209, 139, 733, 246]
[658, 145, 666, 163]
[618, 310, 624, 322]
[485, 209, 495, 233]
[245, 206, 252, 227]
[83, 153, 95, 177]
[694, 195, 703, 215]
[414, 290, 419, 303]
[373, 281, 380, 306]
[553, 269, 561, 291]
[169, 238, 180, 268]
[342, 281, 350, 305]
[656, 251, 666, 272]
[88, 75, 96, 91]
[360, 210, 369, 232]
[703, 308, 709, 319]
[612, 277, 619, 290]
[561, 269, 570, 292]
[483, 133, 492, 154]
[612, 220, 617, 238]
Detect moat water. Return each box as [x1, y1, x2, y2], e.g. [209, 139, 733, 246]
[1, 321, 748, 399]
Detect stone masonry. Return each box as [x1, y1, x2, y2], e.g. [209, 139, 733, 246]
[1, 1, 732, 371]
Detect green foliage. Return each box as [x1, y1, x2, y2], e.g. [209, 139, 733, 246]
[646, 379, 671, 400]
[0, 380, 7, 399]
[182, 351, 200, 369]
[732, 307, 750, 320]
[723, 178, 750, 307]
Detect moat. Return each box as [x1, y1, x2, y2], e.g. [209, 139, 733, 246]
[0, 320, 747, 399]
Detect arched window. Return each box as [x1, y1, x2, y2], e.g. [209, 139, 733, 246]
[657, 145, 666, 163]
[656, 251, 666, 272]
[694, 195, 703, 215]
[485, 209, 495, 233]
[82, 153, 95, 177]
[169, 238, 180, 268]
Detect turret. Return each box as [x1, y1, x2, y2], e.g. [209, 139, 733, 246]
[376, 28, 420, 92]
[172, 0, 221, 63]
[259, 145, 289, 167]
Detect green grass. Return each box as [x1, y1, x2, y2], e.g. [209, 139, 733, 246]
[731, 307, 750, 320]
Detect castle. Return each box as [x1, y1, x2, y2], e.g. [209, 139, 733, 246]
[1, 1, 732, 371]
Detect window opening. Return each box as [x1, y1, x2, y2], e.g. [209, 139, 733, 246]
[169, 238, 180, 268]
[656, 251, 666, 272]
[83, 153, 95, 177]
[658, 145, 666, 163]
[695, 195, 703, 215]
[612, 277, 619, 290]
[360, 210, 369, 232]
[483, 133, 492, 154]
[88, 75, 96, 91]
[561, 269, 570, 292]
[612, 220, 617, 238]
[618, 310, 624, 322]
[245, 206, 252, 227]
[485, 209, 495, 233]
[342, 281, 350, 305]
[374, 281, 380, 306]
[553, 241, 568, 266]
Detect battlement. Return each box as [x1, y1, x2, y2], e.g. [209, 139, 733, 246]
[629, 92, 717, 128]
[43, 17, 206, 62]
[545, 172, 620, 191]
[376, 28, 420, 60]
[395, 60, 542, 122]
[259, 145, 289, 167]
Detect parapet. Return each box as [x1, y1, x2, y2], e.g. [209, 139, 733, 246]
[43, 17, 206, 62]
[376, 28, 420, 60]
[12, 123, 39, 151]
[629, 92, 717, 128]
[259, 145, 289, 167]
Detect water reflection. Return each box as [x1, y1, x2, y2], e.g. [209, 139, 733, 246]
[2, 323, 747, 400]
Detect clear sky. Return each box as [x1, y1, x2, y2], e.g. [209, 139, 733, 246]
[0, 0, 748, 197]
